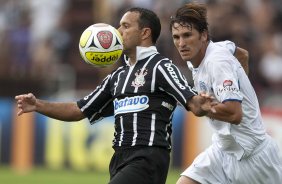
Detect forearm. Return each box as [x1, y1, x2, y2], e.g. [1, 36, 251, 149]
[207, 102, 242, 125]
[35, 99, 85, 121]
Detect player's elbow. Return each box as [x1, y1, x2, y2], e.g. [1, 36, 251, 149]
[236, 47, 249, 61]
[67, 104, 86, 121]
[241, 48, 249, 61]
[242, 50, 249, 67]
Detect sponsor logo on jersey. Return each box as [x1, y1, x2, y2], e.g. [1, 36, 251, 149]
[164, 63, 186, 89]
[132, 69, 148, 88]
[199, 81, 208, 92]
[161, 101, 174, 111]
[114, 95, 149, 115]
[223, 80, 233, 87]
[216, 79, 239, 95]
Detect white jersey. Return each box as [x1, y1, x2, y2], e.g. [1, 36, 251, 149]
[183, 41, 282, 183]
[187, 40, 236, 71]
[192, 41, 266, 160]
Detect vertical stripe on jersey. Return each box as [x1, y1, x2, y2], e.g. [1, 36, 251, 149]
[148, 113, 156, 146]
[114, 70, 124, 96]
[134, 54, 157, 93]
[122, 66, 135, 94]
[118, 116, 124, 146]
[166, 114, 173, 149]
[151, 59, 169, 93]
[166, 113, 173, 140]
[80, 75, 111, 112]
[131, 113, 138, 146]
[158, 65, 187, 103]
[166, 123, 172, 150]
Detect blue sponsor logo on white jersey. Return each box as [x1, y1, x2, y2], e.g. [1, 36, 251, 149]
[114, 95, 149, 115]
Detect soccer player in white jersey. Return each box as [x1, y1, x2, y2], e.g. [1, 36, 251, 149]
[170, 2, 282, 184]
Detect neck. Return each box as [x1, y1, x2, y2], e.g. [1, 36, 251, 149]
[129, 55, 136, 65]
[124, 48, 136, 66]
[191, 41, 209, 68]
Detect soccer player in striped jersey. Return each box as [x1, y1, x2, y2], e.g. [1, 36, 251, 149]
[15, 7, 215, 184]
[171, 2, 282, 184]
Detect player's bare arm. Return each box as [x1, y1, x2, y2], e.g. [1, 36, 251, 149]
[234, 47, 249, 75]
[15, 93, 85, 121]
[207, 101, 242, 125]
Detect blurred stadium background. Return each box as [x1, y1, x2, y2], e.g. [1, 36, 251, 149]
[0, 0, 282, 183]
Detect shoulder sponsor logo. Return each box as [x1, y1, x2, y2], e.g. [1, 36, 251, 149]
[216, 79, 239, 96]
[164, 63, 186, 89]
[114, 95, 149, 115]
[223, 80, 233, 87]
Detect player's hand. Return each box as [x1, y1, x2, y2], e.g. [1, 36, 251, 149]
[199, 92, 217, 113]
[188, 93, 217, 117]
[15, 93, 37, 116]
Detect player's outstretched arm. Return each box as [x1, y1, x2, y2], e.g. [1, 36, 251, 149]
[234, 47, 249, 75]
[15, 93, 85, 122]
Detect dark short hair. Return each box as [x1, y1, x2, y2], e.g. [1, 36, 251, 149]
[126, 7, 161, 44]
[170, 3, 210, 40]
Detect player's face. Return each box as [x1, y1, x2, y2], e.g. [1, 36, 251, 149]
[172, 22, 207, 67]
[118, 11, 143, 56]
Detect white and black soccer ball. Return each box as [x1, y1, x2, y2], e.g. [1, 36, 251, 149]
[79, 23, 123, 67]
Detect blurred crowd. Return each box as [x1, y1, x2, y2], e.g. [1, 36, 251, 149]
[0, 0, 282, 108]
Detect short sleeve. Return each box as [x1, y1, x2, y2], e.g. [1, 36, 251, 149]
[209, 56, 243, 103]
[77, 74, 113, 123]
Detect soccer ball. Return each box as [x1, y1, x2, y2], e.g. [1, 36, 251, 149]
[79, 23, 123, 67]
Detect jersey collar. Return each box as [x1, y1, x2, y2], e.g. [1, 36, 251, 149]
[188, 41, 214, 71]
[124, 46, 159, 66]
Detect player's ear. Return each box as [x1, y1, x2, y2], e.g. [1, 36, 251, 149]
[201, 30, 208, 42]
[141, 27, 151, 41]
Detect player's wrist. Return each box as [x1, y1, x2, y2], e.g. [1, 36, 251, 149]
[34, 98, 43, 112]
[188, 95, 208, 116]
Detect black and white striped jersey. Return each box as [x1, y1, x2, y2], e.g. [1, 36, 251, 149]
[77, 46, 197, 150]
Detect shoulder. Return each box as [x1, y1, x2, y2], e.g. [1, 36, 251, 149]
[152, 53, 171, 63]
[208, 43, 235, 62]
[214, 40, 236, 54]
[108, 65, 126, 78]
[146, 54, 172, 69]
[155, 56, 180, 71]
[205, 44, 238, 70]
